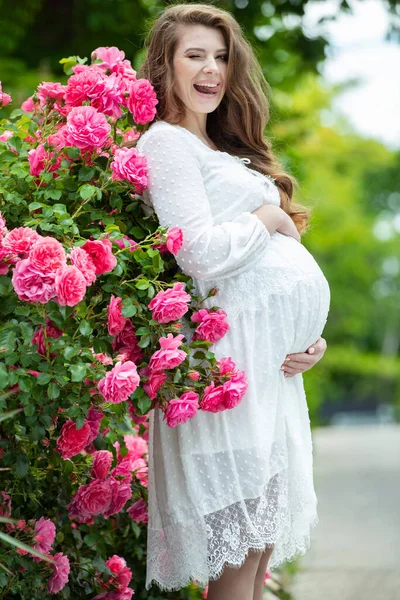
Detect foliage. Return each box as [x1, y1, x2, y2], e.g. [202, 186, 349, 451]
[0, 50, 251, 599]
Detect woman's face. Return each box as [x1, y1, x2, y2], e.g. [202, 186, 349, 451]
[172, 24, 228, 118]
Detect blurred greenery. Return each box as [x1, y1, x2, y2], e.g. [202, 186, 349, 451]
[1, 0, 399, 423]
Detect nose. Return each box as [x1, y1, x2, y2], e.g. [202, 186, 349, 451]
[203, 56, 219, 74]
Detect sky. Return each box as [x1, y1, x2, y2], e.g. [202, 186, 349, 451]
[303, 0, 400, 150]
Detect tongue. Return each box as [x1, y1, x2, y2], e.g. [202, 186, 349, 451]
[194, 84, 215, 95]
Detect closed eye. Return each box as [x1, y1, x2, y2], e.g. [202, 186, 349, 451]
[188, 55, 228, 61]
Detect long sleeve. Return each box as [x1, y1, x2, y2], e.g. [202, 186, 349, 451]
[136, 126, 270, 281]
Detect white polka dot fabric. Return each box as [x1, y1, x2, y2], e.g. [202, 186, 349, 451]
[136, 121, 331, 591]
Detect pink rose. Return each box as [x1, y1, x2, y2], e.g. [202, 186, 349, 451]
[48, 552, 70, 595]
[123, 128, 140, 143]
[114, 236, 139, 253]
[103, 477, 132, 518]
[116, 566, 133, 589]
[82, 239, 117, 275]
[65, 65, 105, 107]
[12, 258, 56, 303]
[68, 479, 113, 520]
[112, 321, 143, 365]
[93, 589, 134, 600]
[32, 319, 62, 357]
[66, 106, 111, 151]
[65, 66, 124, 116]
[217, 357, 236, 375]
[37, 81, 66, 105]
[148, 282, 191, 324]
[55, 265, 86, 306]
[110, 147, 148, 194]
[92, 47, 127, 72]
[21, 96, 35, 111]
[3, 227, 41, 256]
[164, 391, 199, 427]
[191, 308, 230, 343]
[106, 554, 126, 574]
[28, 145, 61, 177]
[91, 450, 113, 480]
[223, 370, 248, 409]
[0, 212, 7, 237]
[139, 366, 166, 400]
[86, 407, 104, 443]
[148, 333, 187, 371]
[188, 370, 200, 381]
[200, 382, 226, 413]
[69, 246, 96, 285]
[98, 361, 140, 404]
[0, 130, 13, 143]
[56, 420, 92, 459]
[47, 126, 68, 152]
[0, 82, 11, 107]
[126, 79, 158, 124]
[30, 237, 66, 273]
[124, 434, 148, 459]
[166, 227, 183, 255]
[32, 517, 56, 556]
[92, 352, 113, 365]
[127, 499, 148, 523]
[108, 295, 127, 336]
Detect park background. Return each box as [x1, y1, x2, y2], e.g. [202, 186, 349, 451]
[1, 1, 399, 599]
[2, 0, 399, 425]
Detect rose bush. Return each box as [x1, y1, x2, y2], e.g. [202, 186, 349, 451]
[0, 49, 253, 599]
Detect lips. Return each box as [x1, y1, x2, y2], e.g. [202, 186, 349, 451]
[193, 83, 220, 96]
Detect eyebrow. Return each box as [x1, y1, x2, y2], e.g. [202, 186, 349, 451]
[184, 47, 228, 52]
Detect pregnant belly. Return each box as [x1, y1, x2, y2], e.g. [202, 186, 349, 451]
[199, 232, 331, 352]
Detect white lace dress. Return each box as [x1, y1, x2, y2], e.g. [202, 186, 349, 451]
[136, 120, 331, 591]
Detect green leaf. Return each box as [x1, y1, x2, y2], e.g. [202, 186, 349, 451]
[121, 304, 137, 318]
[29, 201, 42, 211]
[15, 454, 29, 477]
[79, 320, 93, 336]
[69, 364, 87, 382]
[0, 408, 22, 423]
[135, 279, 149, 290]
[9, 109, 25, 119]
[137, 335, 150, 348]
[135, 327, 149, 335]
[137, 395, 152, 415]
[79, 184, 97, 200]
[65, 146, 80, 159]
[37, 373, 52, 386]
[0, 364, 9, 390]
[0, 330, 16, 354]
[24, 403, 35, 418]
[193, 351, 206, 360]
[78, 166, 96, 181]
[48, 383, 60, 399]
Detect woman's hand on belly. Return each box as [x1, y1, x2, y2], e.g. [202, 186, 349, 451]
[280, 336, 327, 377]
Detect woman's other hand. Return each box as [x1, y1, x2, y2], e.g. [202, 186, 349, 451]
[252, 205, 300, 242]
[280, 336, 327, 377]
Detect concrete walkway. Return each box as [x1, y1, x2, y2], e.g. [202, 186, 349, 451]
[289, 424, 400, 600]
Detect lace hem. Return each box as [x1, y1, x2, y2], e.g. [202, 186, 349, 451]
[145, 468, 318, 592]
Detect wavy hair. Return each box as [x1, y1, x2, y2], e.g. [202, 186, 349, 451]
[135, 2, 310, 233]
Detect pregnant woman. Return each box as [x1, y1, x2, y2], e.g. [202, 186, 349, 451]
[134, 4, 330, 599]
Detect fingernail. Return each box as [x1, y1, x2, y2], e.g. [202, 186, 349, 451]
[280, 366, 284, 370]
[309, 348, 315, 354]
[284, 373, 288, 377]
[285, 357, 291, 362]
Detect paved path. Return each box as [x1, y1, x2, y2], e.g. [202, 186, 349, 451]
[289, 424, 400, 600]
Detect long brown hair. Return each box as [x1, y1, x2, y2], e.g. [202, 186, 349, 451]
[136, 2, 310, 233]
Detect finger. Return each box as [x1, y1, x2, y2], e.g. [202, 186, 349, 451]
[283, 356, 315, 367]
[281, 365, 311, 373]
